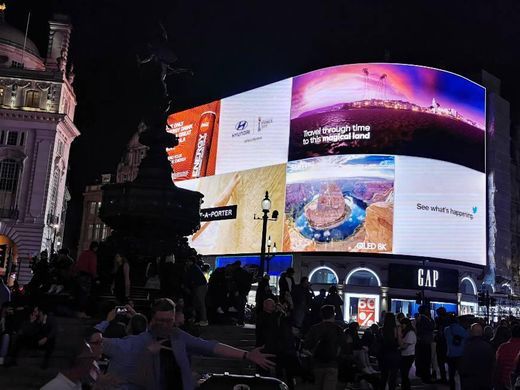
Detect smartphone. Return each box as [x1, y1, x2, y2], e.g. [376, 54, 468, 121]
[115, 306, 128, 315]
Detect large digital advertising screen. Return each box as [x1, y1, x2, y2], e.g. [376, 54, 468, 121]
[170, 63, 486, 266]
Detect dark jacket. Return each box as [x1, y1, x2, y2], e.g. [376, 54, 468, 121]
[256, 310, 294, 355]
[416, 314, 434, 344]
[324, 293, 344, 321]
[279, 273, 295, 296]
[460, 336, 495, 390]
[304, 321, 348, 367]
[184, 263, 207, 289]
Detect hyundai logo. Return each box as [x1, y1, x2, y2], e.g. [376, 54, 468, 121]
[235, 120, 248, 131]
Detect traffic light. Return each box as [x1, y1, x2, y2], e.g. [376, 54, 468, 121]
[478, 292, 486, 306]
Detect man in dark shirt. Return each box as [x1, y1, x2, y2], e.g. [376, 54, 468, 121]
[415, 305, 435, 383]
[304, 305, 348, 390]
[184, 258, 208, 326]
[7, 306, 56, 369]
[460, 323, 495, 390]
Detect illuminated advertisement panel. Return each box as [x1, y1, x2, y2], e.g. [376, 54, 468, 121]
[166, 101, 221, 181]
[168, 63, 486, 266]
[176, 164, 286, 255]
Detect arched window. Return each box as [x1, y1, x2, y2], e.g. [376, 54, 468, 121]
[0, 159, 21, 213]
[309, 266, 338, 284]
[345, 267, 381, 287]
[460, 277, 477, 295]
[25, 90, 41, 108]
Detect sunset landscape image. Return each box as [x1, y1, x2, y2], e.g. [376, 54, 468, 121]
[289, 64, 486, 172]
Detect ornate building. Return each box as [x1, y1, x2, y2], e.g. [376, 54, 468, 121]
[77, 125, 147, 252]
[0, 7, 80, 283]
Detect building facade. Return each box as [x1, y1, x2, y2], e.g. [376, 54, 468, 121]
[0, 8, 80, 283]
[77, 125, 147, 252]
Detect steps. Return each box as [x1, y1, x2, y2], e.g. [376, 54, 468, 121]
[15, 258, 33, 286]
[193, 324, 257, 376]
[0, 316, 99, 389]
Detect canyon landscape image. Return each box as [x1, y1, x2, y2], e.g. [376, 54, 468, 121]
[283, 155, 394, 253]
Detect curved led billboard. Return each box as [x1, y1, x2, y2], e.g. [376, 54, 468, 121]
[169, 63, 486, 266]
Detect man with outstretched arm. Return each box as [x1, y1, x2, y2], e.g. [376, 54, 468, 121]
[96, 298, 274, 390]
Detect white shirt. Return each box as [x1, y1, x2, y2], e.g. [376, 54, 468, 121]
[401, 331, 417, 356]
[40, 373, 81, 390]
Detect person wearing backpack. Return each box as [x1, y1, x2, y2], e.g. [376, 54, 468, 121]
[303, 305, 348, 390]
[444, 315, 468, 390]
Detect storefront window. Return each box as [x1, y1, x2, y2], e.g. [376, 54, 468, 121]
[345, 293, 380, 327]
[345, 268, 381, 287]
[460, 301, 478, 316]
[460, 277, 477, 295]
[391, 299, 457, 317]
[309, 266, 338, 284]
[430, 301, 458, 315]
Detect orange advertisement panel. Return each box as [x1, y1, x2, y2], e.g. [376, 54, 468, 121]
[357, 298, 376, 327]
[166, 101, 221, 181]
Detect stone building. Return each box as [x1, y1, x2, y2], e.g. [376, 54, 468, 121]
[77, 124, 147, 252]
[0, 7, 80, 283]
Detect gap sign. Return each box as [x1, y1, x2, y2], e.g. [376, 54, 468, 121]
[388, 264, 459, 294]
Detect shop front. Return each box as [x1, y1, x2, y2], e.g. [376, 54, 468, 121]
[459, 276, 479, 315]
[388, 263, 459, 316]
[343, 267, 382, 327]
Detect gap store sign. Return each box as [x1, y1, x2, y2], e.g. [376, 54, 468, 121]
[388, 264, 459, 293]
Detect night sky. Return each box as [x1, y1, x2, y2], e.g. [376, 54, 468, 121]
[4, 0, 519, 253]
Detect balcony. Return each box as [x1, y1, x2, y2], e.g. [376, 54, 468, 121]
[0, 208, 19, 220]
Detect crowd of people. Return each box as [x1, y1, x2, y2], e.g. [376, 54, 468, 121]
[0, 239, 273, 389]
[254, 268, 520, 390]
[5, 244, 520, 389]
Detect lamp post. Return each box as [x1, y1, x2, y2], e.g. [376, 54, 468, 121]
[254, 191, 278, 279]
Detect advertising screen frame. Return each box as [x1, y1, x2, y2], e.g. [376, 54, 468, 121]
[169, 63, 487, 268]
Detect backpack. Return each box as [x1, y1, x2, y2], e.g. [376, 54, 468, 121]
[313, 326, 342, 363]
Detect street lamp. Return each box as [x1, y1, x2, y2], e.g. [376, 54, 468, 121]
[254, 191, 278, 279]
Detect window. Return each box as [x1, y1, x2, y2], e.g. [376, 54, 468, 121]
[25, 90, 41, 108]
[0, 159, 20, 192]
[0, 131, 4, 145]
[460, 277, 477, 295]
[89, 201, 95, 215]
[19, 132, 25, 146]
[101, 224, 110, 240]
[48, 168, 61, 217]
[11, 61, 24, 69]
[6, 132, 18, 146]
[0, 87, 4, 102]
[88, 201, 101, 217]
[87, 224, 94, 241]
[345, 268, 381, 287]
[0, 159, 20, 212]
[94, 223, 102, 240]
[309, 266, 339, 284]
